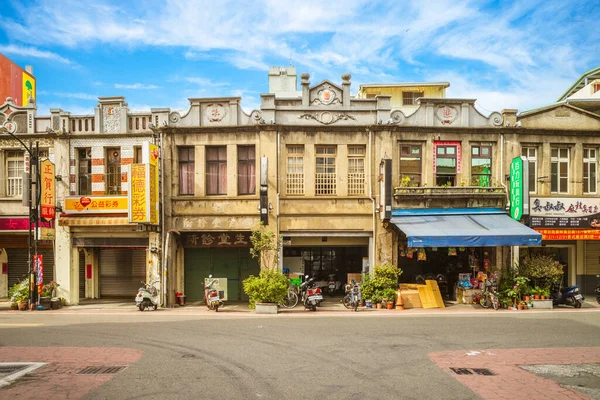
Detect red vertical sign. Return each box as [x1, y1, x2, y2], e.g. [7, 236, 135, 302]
[34, 254, 43, 294]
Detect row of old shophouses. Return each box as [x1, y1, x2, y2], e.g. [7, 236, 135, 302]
[1, 66, 600, 306]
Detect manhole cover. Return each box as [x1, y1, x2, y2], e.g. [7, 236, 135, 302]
[450, 367, 495, 376]
[78, 366, 126, 375]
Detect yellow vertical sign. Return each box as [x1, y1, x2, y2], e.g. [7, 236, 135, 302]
[143, 142, 160, 225]
[22, 72, 36, 106]
[129, 164, 148, 223]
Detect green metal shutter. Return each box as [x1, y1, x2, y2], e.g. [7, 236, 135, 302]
[184, 249, 212, 301]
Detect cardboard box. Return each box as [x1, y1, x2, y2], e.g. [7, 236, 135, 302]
[347, 273, 362, 285]
[401, 290, 422, 309]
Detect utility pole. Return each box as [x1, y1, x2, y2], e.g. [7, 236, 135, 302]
[1, 126, 39, 309]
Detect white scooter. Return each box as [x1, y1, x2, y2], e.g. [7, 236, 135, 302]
[135, 280, 159, 311]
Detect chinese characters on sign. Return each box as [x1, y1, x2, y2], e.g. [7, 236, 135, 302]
[141, 142, 160, 225]
[529, 197, 600, 229]
[64, 196, 128, 214]
[182, 232, 251, 248]
[535, 229, 600, 241]
[129, 164, 148, 223]
[34, 254, 43, 294]
[40, 159, 56, 220]
[509, 156, 528, 220]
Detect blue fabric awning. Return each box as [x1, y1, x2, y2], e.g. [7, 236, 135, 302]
[391, 208, 541, 247]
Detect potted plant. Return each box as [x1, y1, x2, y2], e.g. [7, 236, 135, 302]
[367, 263, 402, 310]
[242, 224, 288, 314]
[531, 286, 542, 300]
[381, 288, 397, 309]
[9, 277, 30, 311]
[517, 301, 526, 310]
[540, 286, 550, 300]
[40, 280, 59, 309]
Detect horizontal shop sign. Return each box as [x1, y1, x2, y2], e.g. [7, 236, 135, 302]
[65, 196, 129, 214]
[0, 217, 54, 232]
[181, 232, 252, 248]
[535, 228, 600, 241]
[529, 196, 600, 229]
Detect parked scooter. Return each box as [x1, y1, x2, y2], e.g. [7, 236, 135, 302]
[343, 280, 362, 311]
[594, 274, 600, 304]
[300, 275, 322, 311]
[135, 280, 159, 311]
[327, 272, 342, 296]
[204, 275, 223, 312]
[550, 281, 584, 308]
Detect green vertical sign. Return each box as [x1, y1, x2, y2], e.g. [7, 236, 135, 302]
[510, 156, 524, 220]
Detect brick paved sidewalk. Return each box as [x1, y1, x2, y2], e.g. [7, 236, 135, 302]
[0, 347, 143, 400]
[429, 347, 600, 400]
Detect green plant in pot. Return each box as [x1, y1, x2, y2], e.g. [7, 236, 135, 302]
[8, 277, 30, 310]
[242, 224, 288, 310]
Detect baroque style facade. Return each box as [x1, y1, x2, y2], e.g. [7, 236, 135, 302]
[1, 65, 599, 304]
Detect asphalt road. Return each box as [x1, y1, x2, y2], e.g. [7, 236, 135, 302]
[1, 310, 600, 399]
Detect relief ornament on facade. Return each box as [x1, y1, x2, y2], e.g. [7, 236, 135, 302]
[311, 84, 342, 106]
[298, 111, 357, 125]
[435, 105, 459, 125]
[103, 106, 121, 133]
[205, 103, 227, 123]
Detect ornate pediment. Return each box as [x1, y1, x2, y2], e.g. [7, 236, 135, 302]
[309, 80, 343, 106]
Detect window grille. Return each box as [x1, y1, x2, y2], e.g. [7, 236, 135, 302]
[7, 151, 24, 197]
[77, 148, 92, 195]
[286, 146, 304, 195]
[551, 147, 569, 194]
[521, 147, 537, 193]
[347, 146, 365, 195]
[105, 147, 121, 195]
[316, 146, 336, 195]
[402, 91, 424, 106]
[583, 148, 597, 194]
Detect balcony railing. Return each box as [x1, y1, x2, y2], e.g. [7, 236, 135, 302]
[286, 173, 304, 195]
[7, 177, 23, 197]
[394, 185, 506, 197]
[348, 172, 365, 195]
[315, 173, 336, 195]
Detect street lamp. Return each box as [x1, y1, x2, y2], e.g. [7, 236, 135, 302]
[0, 124, 40, 308]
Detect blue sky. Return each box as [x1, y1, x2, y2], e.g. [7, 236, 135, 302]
[0, 0, 598, 117]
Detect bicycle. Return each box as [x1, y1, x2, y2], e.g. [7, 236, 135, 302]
[279, 285, 299, 308]
[479, 279, 499, 310]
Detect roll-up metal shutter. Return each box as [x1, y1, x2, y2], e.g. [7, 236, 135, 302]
[6, 248, 29, 288]
[79, 250, 86, 299]
[586, 242, 600, 275]
[6, 247, 54, 288]
[99, 248, 146, 298]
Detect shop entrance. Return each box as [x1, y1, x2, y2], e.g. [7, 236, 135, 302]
[283, 246, 368, 292]
[399, 246, 497, 300]
[98, 248, 146, 298]
[184, 248, 259, 301]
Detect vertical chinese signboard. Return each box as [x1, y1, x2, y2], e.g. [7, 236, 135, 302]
[509, 156, 529, 220]
[129, 164, 149, 223]
[143, 142, 159, 225]
[40, 159, 56, 220]
[34, 254, 43, 294]
[128, 142, 159, 225]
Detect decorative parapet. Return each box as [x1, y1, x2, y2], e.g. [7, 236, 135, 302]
[385, 98, 503, 127]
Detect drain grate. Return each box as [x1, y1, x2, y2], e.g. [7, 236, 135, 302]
[0, 365, 28, 374]
[78, 366, 126, 375]
[450, 367, 495, 376]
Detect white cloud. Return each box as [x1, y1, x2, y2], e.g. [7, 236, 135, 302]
[1, 0, 597, 112]
[184, 77, 230, 88]
[0, 44, 72, 64]
[53, 92, 98, 100]
[114, 83, 160, 89]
